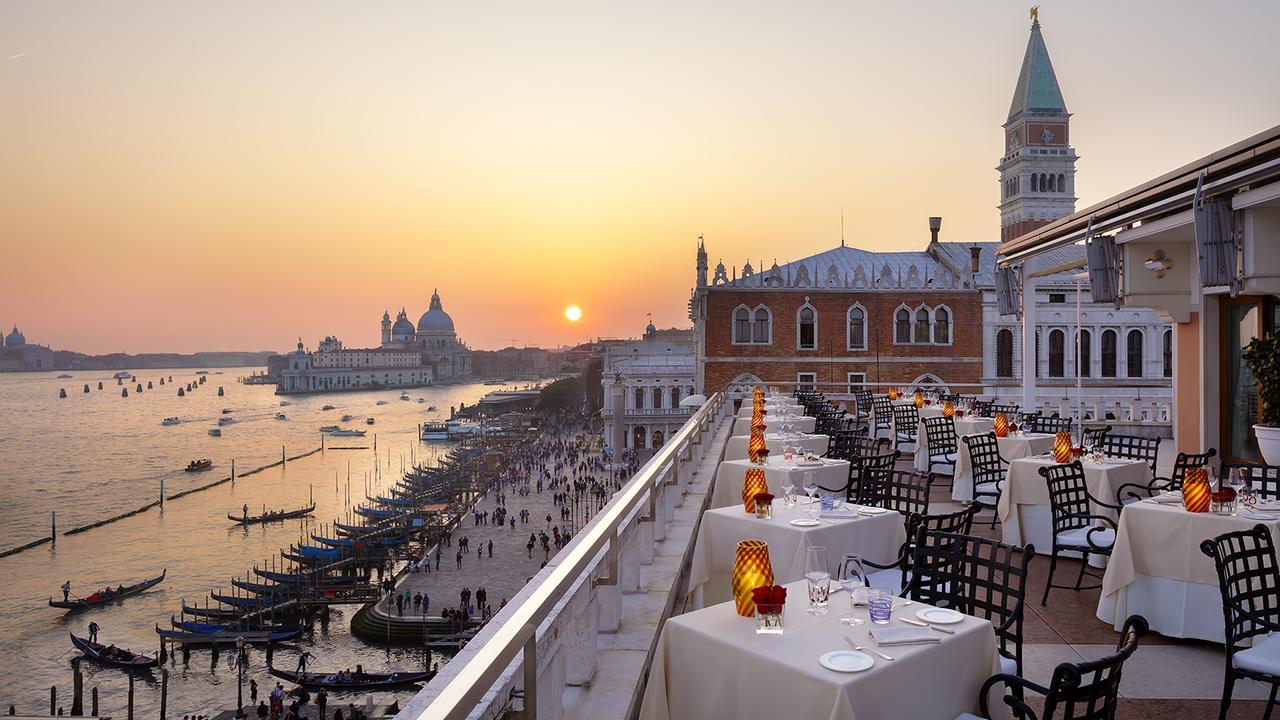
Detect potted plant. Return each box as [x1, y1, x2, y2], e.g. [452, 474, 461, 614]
[1243, 333, 1280, 464]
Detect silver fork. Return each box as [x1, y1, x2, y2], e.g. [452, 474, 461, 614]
[845, 635, 894, 661]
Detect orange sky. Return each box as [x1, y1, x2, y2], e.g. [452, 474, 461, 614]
[3, 1, 1278, 354]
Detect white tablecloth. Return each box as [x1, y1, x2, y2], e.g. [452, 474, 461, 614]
[712, 457, 850, 509]
[724, 433, 829, 462]
[1097, 500, 1280, 642]
[689, 501, 905, 606]
[912, 416, 997, 474]
[997, 456, 1149, 554]
[736, 402, 805, 418]
[951, 431, 1052, 502]
[732, 414, 816, 436]
[641, 580, 1002, 720]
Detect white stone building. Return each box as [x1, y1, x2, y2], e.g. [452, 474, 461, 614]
[0, 326, 55, 371]
[380, 289, 472, 380]
[276, 338, 431, 394]
[602, 322, 697, 453]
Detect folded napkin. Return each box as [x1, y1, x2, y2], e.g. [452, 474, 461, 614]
[868, 627, 941, 647]
[795, 460, 824, 467]
[1150, 492, 1183, 504]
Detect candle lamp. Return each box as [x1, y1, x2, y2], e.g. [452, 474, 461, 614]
[942, 400, 955, 418]
[742, 468, 768, 513]
[731, 539, 774, 617]
[1183, 468, 1210, 513]
[994, 413, 1009, 438]
[1053, 432, 1073, 463]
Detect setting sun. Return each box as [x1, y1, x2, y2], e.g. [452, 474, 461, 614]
[564, 305, 582, 322]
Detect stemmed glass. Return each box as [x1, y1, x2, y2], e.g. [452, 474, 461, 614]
[803, 471, 818, 503]
[781, 478, 797, 508]
[804, 546, 831, 616]
[1227, 468, 1247, 514]
[839, 554, 867, 626]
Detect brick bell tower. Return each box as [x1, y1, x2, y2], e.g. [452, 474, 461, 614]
[998, 10, 1077, 242]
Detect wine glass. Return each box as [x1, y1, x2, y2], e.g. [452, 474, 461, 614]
[839, 554, 866, 626]
[804, 546, 831, 616]
[803, 471, 818, 503]
[781, 478, 797, 508]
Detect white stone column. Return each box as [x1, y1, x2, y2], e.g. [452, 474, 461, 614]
[1021, 263, 1037, 409]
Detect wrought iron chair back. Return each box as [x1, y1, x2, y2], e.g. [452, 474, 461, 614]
[1099, 434, 1161, 478]
[859, 467, 931, 518]
[1028, 414, 1075, 436]
[1082, 425, 1112, 448]
[1221, 461, 1280, 501]
[891, 404, 920, 452]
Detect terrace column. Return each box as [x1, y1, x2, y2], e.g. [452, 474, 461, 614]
[1021, 263, 1037, 409]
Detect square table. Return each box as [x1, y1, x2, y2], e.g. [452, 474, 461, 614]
[736, 401, 805, 419]
[712, 456, 850, 510]
[912, 416, 997, 474]
[732, 414, 816, 436]
[641, 580, 1002, 720]
[997, 456, 1150, 555]
[724, 432, 829, 462]
[950, 431, 1053, 502]
[1098, 500, 1280, 643]
[689, 500, 905, 607]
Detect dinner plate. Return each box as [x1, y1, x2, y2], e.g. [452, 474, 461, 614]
[790, 518, 822, 527]
[818, 650, 873, 673]
[916, 608, 965, 625]
[853, 506, 889, 515]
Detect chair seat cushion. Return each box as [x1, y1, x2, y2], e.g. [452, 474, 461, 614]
[930, 451, 958, 463]
[896, 432, 916, 440]
[998, 651, 1017, 676]
[954, 714, 985, 720]
[974, 481, 1003, 497]
[1057, 527, 1116, 550]
[1234, 633, 1280, 676]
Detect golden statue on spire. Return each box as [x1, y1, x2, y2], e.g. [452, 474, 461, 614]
[1030, 5, 1039, 22]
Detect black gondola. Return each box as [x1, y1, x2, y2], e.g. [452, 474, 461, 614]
[180, 600, 243, 619]
[70, 633, 159, 668]
[228, 503, 315, 525]
[49, 569, 166, 610]
[269, 666, 434, 690]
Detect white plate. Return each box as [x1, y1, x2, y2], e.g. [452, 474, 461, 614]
[790, 518, 821, 527]
[854, 506, 889, 515]
[818, 650, 873, 673]
[916, 608, 965, 625]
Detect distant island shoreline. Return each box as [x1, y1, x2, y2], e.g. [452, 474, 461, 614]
[3, 350, 279, 372]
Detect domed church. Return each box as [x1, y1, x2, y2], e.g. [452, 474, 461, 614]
[379, 289, 472, 380]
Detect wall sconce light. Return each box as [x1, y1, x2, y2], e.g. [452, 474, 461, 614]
[1143, 250, 1173, 279]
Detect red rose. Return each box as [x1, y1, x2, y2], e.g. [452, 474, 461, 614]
[754, 492, 774, 506]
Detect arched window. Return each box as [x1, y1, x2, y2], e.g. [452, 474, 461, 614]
[752, 307, 771, 344]
[1058, 173, 1066, 193]
[632, 426, 646, 449]
[797, 305, 817, 350]
[732, 306, 751, 343]
[651, 430, 664, 450]
[847, 305, 867, 350]
[914, 307, 931, 343]
[634, 388, 645, 409]
[1127, 329, 1144, 378]
[652, 387, 663, 409]
[1101, 329, 1117, 378]
[670, 387, 681, 408]
[1163, 329, 1173, 378]
[895, 308, 911, 343]
[1048, 174, 1056, 192]
[1078, 329, 1092, 377]
[996, 329, 1014, 378]
[1048, 329, 1065, 377]
[933, 306, 950, 344]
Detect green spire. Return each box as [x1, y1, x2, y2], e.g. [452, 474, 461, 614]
[1007, 19, 1067, 122]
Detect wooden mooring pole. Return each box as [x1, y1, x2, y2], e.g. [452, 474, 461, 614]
[71, 658, 83, 715]
[160, 668, 168, 720]
[127, 672, 134, 719]
[91, 687, 98, 715]
[51, 511, 56, 544]
[49, 685, 55, 715]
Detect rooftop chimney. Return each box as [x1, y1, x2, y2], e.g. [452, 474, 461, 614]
[970, 245, 982, 274]
[929, 216, 942, 244]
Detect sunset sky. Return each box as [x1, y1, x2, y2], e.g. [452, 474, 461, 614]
[3, 1, 1278, 354]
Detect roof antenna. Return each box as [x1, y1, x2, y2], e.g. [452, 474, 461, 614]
[840, 209, 846, 248]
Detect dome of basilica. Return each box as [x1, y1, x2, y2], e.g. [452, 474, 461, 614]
[417, 290, 455, 334]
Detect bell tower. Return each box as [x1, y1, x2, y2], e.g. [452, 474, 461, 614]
[696, 235, 708, 288]
[998, 11, 1078, 242]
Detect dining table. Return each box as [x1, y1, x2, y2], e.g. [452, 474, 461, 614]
[736, 401, 805, 419]
[641, 579, 1004, 720]
[732, 414, 816, 436]
[688, 499, 905, 607]
[996, 455, 1150, 555]
[950, 431, 1054, 502]
[724, 432, 830, 462]
[1098, 497, 1280, 643]
[711, 456, 850, 510]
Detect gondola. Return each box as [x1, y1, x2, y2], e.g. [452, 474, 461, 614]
[71, 633, 159, 668]
[269, 666, 434, 690]
[171, 617, 297, 634]
[210, 592, 271, 608]
[312, 534, 407, 549]
[228, 503, 315, 525]
[181, 600, 243, 619]
[253, 568, 361, 585]
[231, 578, 297, 596]
[49, 569, 166, 610]
[155, 624, 301, 644]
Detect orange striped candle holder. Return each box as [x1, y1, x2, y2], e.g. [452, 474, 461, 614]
[1183, 467, 1210, 513]
[742, 468, 768, 513]
[1053, 432, 1073, 463]
[748, 431, 766, 463]
[942, 400, 955, 418]
[887, 387, 899, 401]
[913, 391, 924, 409]
[994, 413, 1009, 438]
[731, 539, 774, 617]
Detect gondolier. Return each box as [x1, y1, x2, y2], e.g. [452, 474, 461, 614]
[87, 621, 99, 643]
[296, 650, 314, 673]
[61, 580, 71, 602]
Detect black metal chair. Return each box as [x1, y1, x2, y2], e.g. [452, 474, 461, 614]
[1099, 434, 1161, 479]
[871, 396, 894, 440]
[1221, 461, 1280, 501]
[962, 432, 1008, 527]
[905, 529, 1033, 677]
[972, 400, 993, 417]
[825, 428, 868, 460]
[891, 403, 920, 453]
[816, 449, 897, 503]
[1039, 461, 1124, 607]
[1114, 448, 1217, 505]
[1200, 524, 1280, 720]
[965, 615, 1149, 720]
[861, 506, 977, 595]
[1082, 424, 1112, 449]
[852, 389, 874, 422]
[1026, 414, 1075, 436]
[848, 435, 892, 458]
[990, 403, 1021, 418]
[859, 468, 932, 518]
[921, 416, 959, 477]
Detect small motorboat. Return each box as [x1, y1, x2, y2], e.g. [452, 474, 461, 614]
[365, 417, 375, 425]
[208, 428, 222, 437]
[113, 371, 133, 380]
[399, 391, 410, 401]
[329, 428, 366, 437]
[275, 413, 288, 420]
[426, 405, 437, 411]
[417, 398, 426, 403]
[221, 408, 233, 414]
[270, 666, 435, 690]
[50, 569, 167, 610]
[57, 374, 73, 379]
[185, 459, 214, 472]
[279, 400, 292, 407]
[375, 400, 389, 406]
[218, 417, 235, 426]
[319, 425, 340, 433]
[341, 414, 355, 422]
[70, 633, 158, 669]
[161, 417, 181, 426]
[322, 404, 336, 411]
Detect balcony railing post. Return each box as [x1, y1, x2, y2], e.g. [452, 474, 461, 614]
[520, 628, 538, 720]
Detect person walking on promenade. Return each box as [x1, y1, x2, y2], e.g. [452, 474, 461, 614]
[316, 689, 327, 719]
[422, 591, 429, 616]
[456, 549, 463, 568]
[476, 587, 487, 610]
[395, 593, 404, 616]
[487, 539, 493, 558]
[526, 538, 534, 558]
[460, 587, 471, 609]
[250, 678, 258, 701]
[476, 546, 482, 561]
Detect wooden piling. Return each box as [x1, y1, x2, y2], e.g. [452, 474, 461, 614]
[50, 685, 55, 715]
[159, 669, 168, 720]
[71, 658, 83, 716]
[160, 479, 165, 508]
[127, 672, 134, 720]
[51, 511, 56, 544]
[91, 687, 98, 715]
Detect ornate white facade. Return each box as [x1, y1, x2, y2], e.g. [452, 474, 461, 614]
[602, 322, 696, 452]
[379, 290, 472, 380]
[0, 325, 55, 371]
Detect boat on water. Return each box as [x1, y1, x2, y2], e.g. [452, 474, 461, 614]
[155, 624, 301, 644]
[208, 428, 222, 437]
[221, 408, 233, 414]
[171, 618, 295, 634]
[319, 425, 340, 433]
[375, 400, 389, 406]
[253, 568, 361, 585]
[270, 666, 434, 690]
[180, 600, 243, 619]
[341, 414, 356, 422]
[231, 578, 296, 596]
[228, 504, 315, 525]
[217, 416, 235, 426]
[365, 417, 375, 425]
[417, 397, 426, 403]
[57, 373, 73, 379]
[275, 413, 288, 420]
[420, 422, 448, 441]
[322, 404, 336, 411]
[279, 400, 292, 406]
[49, 569, 166, 610]
[113, 371, 133, 380]
[70, 633, 158, 669]
[446, 419, 486, 439]
[483, 380, 505, 386]
[399, 392, 410, 401]
[185, 459, 213, 472]
[161, 417, 181, 426]
[329, 428, 366, 437]
[426, 405, 437, 411]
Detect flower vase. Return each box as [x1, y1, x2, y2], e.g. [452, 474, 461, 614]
[755, 604, 784, 634]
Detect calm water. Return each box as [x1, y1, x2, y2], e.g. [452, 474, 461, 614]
[0, 369, 517, 716]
